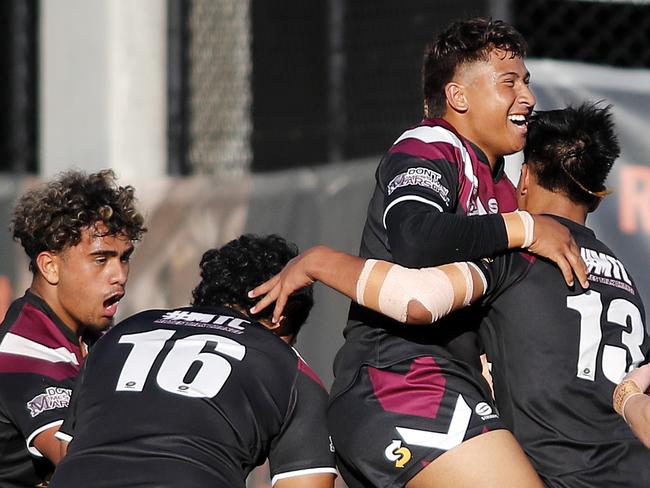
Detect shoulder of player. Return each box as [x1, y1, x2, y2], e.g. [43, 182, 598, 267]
[105, 307, 298, 355]
[0, 295, 82, 365]
[385, 123, 471, 166]
[289, 348, 328, 391]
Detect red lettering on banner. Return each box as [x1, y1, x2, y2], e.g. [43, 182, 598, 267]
[619, 165, 650, 234]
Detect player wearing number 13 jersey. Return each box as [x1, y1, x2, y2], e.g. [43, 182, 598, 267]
[248, 103, 650, 487]
[50, 235, 336, 488]
[478, 105, 650, 487]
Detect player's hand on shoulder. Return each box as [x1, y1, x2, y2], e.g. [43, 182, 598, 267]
[527, 215, 589, 288]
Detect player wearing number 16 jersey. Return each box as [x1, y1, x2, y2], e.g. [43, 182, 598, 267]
[50, 235, 336, 488]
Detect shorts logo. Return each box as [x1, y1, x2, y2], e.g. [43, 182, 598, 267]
[26, 387, 71, 418]
[384, 440, 412, 468]
[387, 167, 450, 205]
[487, 198, 499, 214]
[475, 402, 492, 416]
[475, 402, 499, 421]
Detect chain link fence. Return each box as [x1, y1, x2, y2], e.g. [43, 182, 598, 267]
[169, 0, 490, 175]
[512, 0, 650, 68]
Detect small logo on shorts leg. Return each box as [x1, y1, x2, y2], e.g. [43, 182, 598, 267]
[475, 402, 499, 421]
[384, 440, 412, 468]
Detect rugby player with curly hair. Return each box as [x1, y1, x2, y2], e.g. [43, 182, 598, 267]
[0, 170, 146, 487]
[50, 234, 336, 488]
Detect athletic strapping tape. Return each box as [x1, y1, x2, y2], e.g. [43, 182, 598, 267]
[503, 210, 535, 248]
[356, 259, 473, 323]
[613, 379, 644, 424]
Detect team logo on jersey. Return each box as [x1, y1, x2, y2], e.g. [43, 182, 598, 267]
[387, 167, 450, 205]
[384, 440, 412, 468]
[329, 436, 335, 453]
[581, 247, 635, 294]
[155, 310, 250, 334]
[26, 387, 71, 418]
[487, 198, 499, 214]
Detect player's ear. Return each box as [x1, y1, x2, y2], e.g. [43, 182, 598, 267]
[518, 163, 530, 196]
[35, 251, 60, 285]
[445, 82, 469, 113]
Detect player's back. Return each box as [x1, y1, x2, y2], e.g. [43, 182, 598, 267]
[481, 216, 650, 487]
[51, 306, 327, 488]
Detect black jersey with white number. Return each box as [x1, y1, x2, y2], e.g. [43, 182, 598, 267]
[0, 291, 83, 488]
[332, 119, 518, 398]
[478, 216, 650, 487]
[50, 306, 336, 488]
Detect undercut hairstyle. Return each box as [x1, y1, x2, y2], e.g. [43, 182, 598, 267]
[192, 234, 314, 338]
[524, 102, 620, 209]
[423, 17, 527, 118]
[12, 169, 147, 272]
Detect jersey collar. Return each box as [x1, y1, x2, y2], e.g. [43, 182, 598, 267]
[422, 118, 507, 181]
[547, 215, 596, 238]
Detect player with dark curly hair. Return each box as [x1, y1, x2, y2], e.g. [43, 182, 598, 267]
[0, 169, 146, 488]
[50, 234, 336, 488]
[192, 234, 313, 340]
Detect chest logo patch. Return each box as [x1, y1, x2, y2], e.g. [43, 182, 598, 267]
[26, 386, 72, 417]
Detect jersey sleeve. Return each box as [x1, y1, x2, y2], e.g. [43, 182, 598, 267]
[380, 150, 460, 222]
[0, 368, 75, 458]
[380, 145, 509, 268]
[268, 359, 337, 485]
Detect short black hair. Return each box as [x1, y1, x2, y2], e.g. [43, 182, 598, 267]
[524, 102, 620, 208]
[11, 169, 146, 272]
[191, 234, 313, 338]
[423, 17, 527, 118]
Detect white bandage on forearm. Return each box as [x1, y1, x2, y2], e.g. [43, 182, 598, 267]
[356, 259, 378, 307]
[452, 262, 474, 307]
[355, 259, 473, 323]
[503, 210, 535, 248]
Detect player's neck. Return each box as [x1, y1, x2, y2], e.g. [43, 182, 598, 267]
[442, 113, 498, 169]
[29, 277, 83, 336]
[525, 189, 588, 225]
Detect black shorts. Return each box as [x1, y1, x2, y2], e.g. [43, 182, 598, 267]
[327, 356, 506, 488]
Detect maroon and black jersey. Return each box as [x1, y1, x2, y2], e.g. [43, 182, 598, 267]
[333, 119, 518, 397]
[50, 306, 336, 488]
[0, 291, 84, 488]
[478, 216, 650, 487]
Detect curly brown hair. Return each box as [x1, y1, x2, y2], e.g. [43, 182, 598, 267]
[11, 169, 147, 271]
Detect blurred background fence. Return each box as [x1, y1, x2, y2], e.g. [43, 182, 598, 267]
[1, 1, 649, 485]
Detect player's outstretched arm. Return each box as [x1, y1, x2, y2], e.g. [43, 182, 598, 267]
[614, 363, 650, 448]
[502, 211, 588, 288]
[249, 245, 485, 325]
[275, 473, 335, 488]
[249, 246, 364, 323]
